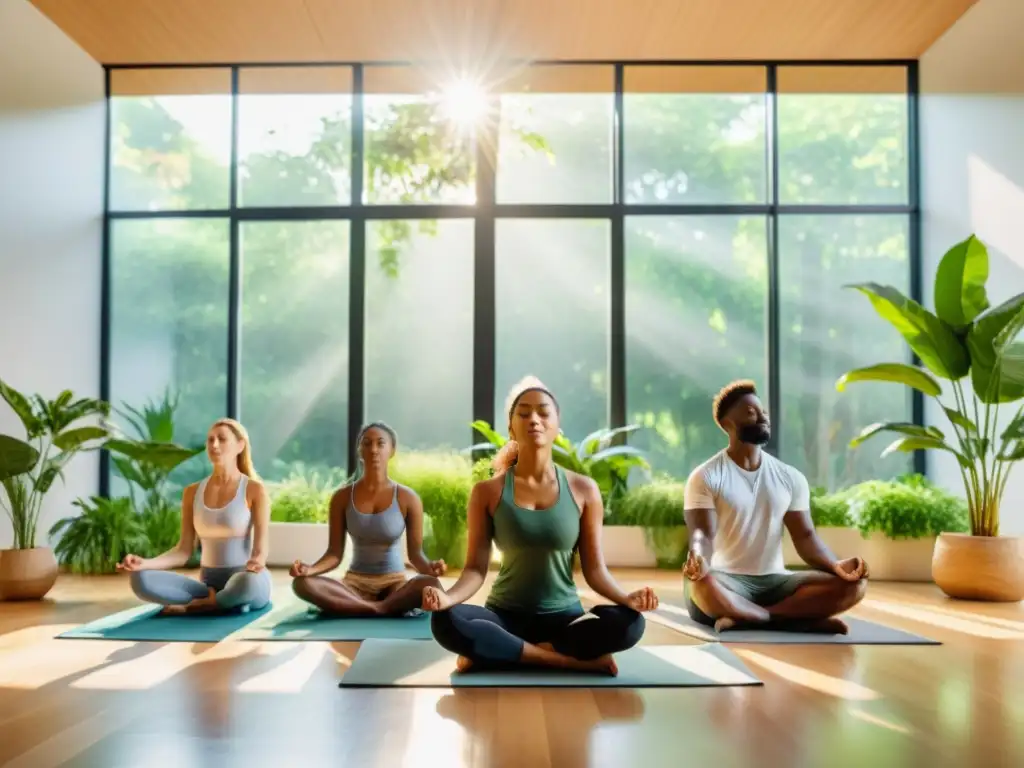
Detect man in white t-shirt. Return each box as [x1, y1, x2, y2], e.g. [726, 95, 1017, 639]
[682, 380, 868, 634]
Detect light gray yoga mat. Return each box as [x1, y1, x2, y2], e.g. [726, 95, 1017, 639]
[653, 604, 940, 645]
[339, 638, 763, 688]
[237, 602, 432, 641]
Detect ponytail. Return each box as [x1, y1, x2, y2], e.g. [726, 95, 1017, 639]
[491, 440, 520, 474]
[211, 418, 261, 482]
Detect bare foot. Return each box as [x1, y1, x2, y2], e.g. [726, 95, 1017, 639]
[160, 604, 188, 616]
[455, 656, 474, 673]
[580, 654, 618, 676]
[714, 616, 738, 633]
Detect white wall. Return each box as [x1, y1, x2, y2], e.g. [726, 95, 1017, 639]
[921, 0, 1024, 535]
[0, 0, 104, 548]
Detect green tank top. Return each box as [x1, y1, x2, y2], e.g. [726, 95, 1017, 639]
[485, 466, 582, 614]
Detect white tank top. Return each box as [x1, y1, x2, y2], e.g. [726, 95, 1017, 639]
[193, 475, 252, 569]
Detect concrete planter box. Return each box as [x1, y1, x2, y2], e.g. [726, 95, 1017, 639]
[783, 527, 936, 582]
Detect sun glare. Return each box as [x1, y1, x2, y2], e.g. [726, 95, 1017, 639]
[438, 78, 488, 127]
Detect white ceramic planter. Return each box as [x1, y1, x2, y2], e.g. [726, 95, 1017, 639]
[267, 522, 353, 571]
[783, 527, 937, 582]
[602, 526, 658, 567]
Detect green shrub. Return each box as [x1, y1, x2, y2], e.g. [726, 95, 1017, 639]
[848, 475, 969, 539]
[267, 463, 346, 524]
[809, 474, 969, 539]
[611, 476, 689, 569]
[391, 450, 473, 568]
[51, 497, 149, 574]
[810, 486, 854, 528]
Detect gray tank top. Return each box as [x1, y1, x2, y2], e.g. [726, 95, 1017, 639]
[346, 482, 406, 575]
[193, 475, 252, 569]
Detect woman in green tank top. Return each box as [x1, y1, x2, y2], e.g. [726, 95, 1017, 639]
[423, 377, 659, 675]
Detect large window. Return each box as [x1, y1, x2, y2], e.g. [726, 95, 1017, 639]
[239, 222, 351, 479]
[778, 215, 912, 488]
[623, 67, 767, 204]
[495, 219, 612, 438]
[364, 219, 475, 451]
[625, 216, 769, 479]
[104, 61, 918, 509]
[109, 217, 230, 486]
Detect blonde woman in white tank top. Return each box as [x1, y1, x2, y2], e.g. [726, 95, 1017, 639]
[117, 419, 273, 615]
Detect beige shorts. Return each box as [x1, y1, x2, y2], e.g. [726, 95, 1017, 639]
[341, 571, 409, 601]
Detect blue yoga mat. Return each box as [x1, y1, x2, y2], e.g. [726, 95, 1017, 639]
[239, 603, 433, 641]
[57, 603, 273, 642]
[339, 638, 763, 688]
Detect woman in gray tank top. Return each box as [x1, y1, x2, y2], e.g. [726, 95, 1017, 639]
[116, 419, 273, 615]
[290, 422, 447, 617]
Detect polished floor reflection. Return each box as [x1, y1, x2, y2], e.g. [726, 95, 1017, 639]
[1, 571, 1022, 767]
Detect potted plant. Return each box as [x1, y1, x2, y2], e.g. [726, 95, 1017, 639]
[0, 381, 110, 599]
[609, 476, 689, 568]
[837, 234, 1024, 601]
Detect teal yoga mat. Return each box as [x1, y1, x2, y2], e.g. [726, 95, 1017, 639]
[339, 638, 763, 688]
[652, 603, 940, 645]
[238, 603, 433, 641]
[57, 603, 273, 642]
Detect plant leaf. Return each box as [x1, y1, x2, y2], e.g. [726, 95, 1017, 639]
[880, 436, 969, 468]
[0, 379, 44, 438]
[847, 283, 969, 379]
[849, 422, 944, 448]
[835, 363, 943, 397]
[469, 421, 506, 447]
[53, 426, 108, 452]
[998, 441, 1024, 462]
[105, 439, 203, 471]
[967, 295, 1024, 403]
[588, 444, 650, 464]
[934, 234, 990, 328]
[0, 435, 39, 481]
[944, 407, 978, 433]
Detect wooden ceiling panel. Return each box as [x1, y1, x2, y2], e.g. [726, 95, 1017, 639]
[30, 0, 979, 65]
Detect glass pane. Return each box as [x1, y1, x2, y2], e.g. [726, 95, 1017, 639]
[494, 219, 611, 438]
[238, 68, 353, 206]
[109, 69, 231, 211]
[496, 66, 613, 204]
[109, 218, 229, 487]
[626, 216, 768, 478]
[240, 221, 350, 484]
[363, 67, 477, 204]
[365, 220, 474, 450]
[624, 67, 767, 204]
[778, 67, 908, 205]
[779, 214, 912, 489]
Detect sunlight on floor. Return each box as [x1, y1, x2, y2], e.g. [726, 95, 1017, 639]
[736, 650, 881, 701]
[848, 707, 913, 735]
[0, 632, 135, 689]
[70, 641, 252, 690]
[863, 599, 1024, 640]
[237, 643, 328, 693]
[645, 645, 759, 685]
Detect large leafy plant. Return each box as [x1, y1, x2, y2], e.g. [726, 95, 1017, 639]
[0, 381, 112, 549]
[470, 421, 651, 509]
[46, 391, 204, 572]
[837, 235, 1024, 536]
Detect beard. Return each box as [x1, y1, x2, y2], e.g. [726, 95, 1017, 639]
[738, 423, 771, 445]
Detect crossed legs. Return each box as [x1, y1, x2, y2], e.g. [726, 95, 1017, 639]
[430, 603, 645, 675]
[686, 570, 867, 633]
[292, 573, 441, 617]
[130, 567, 271, 614]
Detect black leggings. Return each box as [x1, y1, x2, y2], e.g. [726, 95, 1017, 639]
[430, 603, 645, 665]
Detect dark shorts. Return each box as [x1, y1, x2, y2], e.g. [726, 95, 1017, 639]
[685, 570, 812, 627]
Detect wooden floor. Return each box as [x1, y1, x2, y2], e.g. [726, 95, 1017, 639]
[1, 570, 1023, 768]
